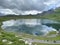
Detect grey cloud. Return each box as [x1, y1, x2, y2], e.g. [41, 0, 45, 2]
[0, 0, 46, 11]
[0, 0, 60, 15]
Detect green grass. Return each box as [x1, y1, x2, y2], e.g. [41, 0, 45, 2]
[47, 31, 57, 36]
[0, 31, 28, 45]
[42, 14, 60, 22]
[14, 32, 60, 40]
[0, 31, 60, 45]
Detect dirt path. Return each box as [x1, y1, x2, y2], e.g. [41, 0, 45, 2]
[24, 38, 60, 44]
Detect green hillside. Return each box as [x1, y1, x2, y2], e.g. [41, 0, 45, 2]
[42, 8, 60, 21]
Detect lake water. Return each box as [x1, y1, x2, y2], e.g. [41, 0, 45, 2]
[1, 19, 60, 36]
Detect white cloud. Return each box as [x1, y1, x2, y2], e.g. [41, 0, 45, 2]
[0, 9, 17, 15]
[0, 9, 42, 15]
[22, 10, 42, 15]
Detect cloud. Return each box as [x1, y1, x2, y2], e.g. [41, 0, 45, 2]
[0, 0, 60, 15]
[0, 9, 17, 15]
[44, 0, 60, 10]
[22, 10, 42, 15]
[44, 0, 56, 5]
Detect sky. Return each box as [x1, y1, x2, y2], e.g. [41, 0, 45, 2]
[0, 0, 60, 15]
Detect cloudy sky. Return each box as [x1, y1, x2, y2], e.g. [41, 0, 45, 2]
[0, 0, 60, 15]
